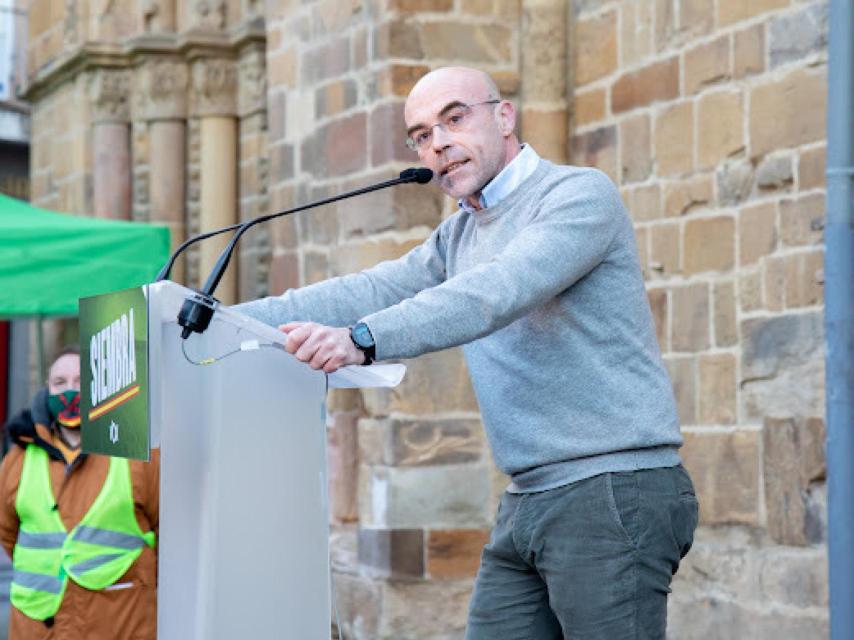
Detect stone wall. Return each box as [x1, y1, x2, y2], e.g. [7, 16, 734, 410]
[571, 0, 828, 636]
[23, 0, 831, 637]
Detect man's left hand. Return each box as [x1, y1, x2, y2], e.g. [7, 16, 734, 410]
[279, 322, 365, 373]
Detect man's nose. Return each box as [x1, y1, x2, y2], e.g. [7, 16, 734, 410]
[430, 124, 453, 151]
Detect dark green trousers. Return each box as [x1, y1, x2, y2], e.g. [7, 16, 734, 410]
[466, 465, 698, 640]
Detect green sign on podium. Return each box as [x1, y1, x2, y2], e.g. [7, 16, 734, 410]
[79, 285, 150, 460]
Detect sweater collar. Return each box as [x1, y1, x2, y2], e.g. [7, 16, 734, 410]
[457, 144, 541, 214]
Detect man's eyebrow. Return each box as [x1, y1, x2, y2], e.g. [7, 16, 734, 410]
[406, 100, 468, 137]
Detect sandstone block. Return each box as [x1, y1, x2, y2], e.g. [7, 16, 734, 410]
[315, 79, 358, 119]
[798, 145, 826, 191]
[769, 2, 828, 69]
[681, 430, 759, 525]
[357, 528, 424, 578]
[664, 347, 698, 404]
[427, 529, 490, 579]
[419, 22, 513, 63]
[716, 159, 753, 206]
[679, 0, 714, 37]
[336, 170, 444, 238]
[763, 416, 826, 546]
[698, 91, 744, 170]
[331, 573, 382, 639]
[750, 68, 826, 159]
[612, 57, 679, 114]
[574, 9, 618, 85]
[741, 312, 825, 420]
[718, 0, 789, 27]
[301, 37, 351, 85]
[787, 250, 825, 308]
[648, 288, 668, 350]
[370, 101, 410, 167]
[332, 237, 423, 275]
[758, 545, 828, 608]
[734, 24, 765, 78]
[620, 0, 653, 63]
[389, 0, 454, 11]
[649, 222, 680, 277]
[684, 35, 730, 95]
[304, 249, 330, 285]
[756, 153, 794, 191]
[358, 417, 485, 467]
[683, 216, 735, 274]
[328, 410, 360, 523]
[571, 125, 617, 181]
[738, 271, 763, 313]
[668, 595, 828, 640]
[377, 64, 431, 98]
[698, 353, 737, 425]
[362, 347, 480, 416]
[779, 193, 825, 247]
[654, 100, 694, 176]
[619, 113, 652, 183]
[373, 20, 424, 59]
[301, 112, 368, 178]
[713, 280, 738, 347]
[573, 87, 606, 127]
[624, 183, 662, 222]
[739, 201, 777, 266]
[671, 283, 710, 352]
[268, 252, 299, 294]
[358, 463, 492, 528]
[664, 174, 714, 217]
[522, 109, 568, 164]
[379, 577, 473, 638]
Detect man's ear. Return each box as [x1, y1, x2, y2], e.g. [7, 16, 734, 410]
[496, 100, 516, 137]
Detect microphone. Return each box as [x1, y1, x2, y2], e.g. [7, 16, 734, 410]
[175, 167, 434, 339]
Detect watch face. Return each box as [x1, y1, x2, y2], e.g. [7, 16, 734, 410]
[352, 323, 375, 348]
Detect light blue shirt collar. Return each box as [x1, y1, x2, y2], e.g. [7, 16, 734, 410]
[458, 144, 541, 213]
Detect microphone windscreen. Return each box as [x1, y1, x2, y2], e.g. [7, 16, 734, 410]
[413, 168, 433, 183]
[400, 167, 434, 184]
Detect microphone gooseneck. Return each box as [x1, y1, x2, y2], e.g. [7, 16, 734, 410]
[175, 167, 434, 339]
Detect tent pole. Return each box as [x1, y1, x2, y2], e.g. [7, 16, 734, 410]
[36, 316, 45, 385]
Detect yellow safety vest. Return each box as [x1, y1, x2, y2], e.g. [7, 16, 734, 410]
[10, 446, 156, 621]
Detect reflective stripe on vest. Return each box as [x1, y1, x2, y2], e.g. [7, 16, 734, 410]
[11, 446, 156, 620]
[10, 447, 68, 621]
[61, 451, 156, 591]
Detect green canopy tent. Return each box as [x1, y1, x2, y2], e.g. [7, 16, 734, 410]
[0, 193, 170, 316]
[0, 193, 170, 380]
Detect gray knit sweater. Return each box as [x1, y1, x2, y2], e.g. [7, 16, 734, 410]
[234, 159, 682, 492]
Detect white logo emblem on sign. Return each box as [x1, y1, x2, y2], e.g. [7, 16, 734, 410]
[109, 421, 119, 444]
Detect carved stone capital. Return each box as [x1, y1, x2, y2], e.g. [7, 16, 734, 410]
[140, 0, 177, 33]
[190, 0, 226, 31]
[237, 46, 266, 117]
[89, 69, 131, 123]
[137, 59, 189, 120]
[191, 58, 237, 117]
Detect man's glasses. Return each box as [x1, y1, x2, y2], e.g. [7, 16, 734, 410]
[405, 100, 500, 151]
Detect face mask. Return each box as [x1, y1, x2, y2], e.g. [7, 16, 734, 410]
[47, 390, 81, 429]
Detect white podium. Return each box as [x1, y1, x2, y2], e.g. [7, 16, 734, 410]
[146, 281, 403, 639]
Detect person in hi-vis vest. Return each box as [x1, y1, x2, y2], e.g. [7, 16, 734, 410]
[0, 347, 159, 639]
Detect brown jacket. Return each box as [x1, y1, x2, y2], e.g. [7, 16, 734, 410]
[0, 403, 159, 640]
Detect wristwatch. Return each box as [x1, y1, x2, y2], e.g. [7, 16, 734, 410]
[350, 322, 376, 365]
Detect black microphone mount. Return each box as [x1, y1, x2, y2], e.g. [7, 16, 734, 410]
[172, 167, 434, 339]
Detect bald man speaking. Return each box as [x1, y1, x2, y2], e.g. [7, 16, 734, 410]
[236, 67, 698, 639]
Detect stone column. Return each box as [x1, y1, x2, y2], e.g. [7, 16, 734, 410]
[91, 70, 132, 220]
[139, 59, 189, 281]
[192, 57, 238, 304]
[520, 0, 569, 164]
[236, 41, 269, 301]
